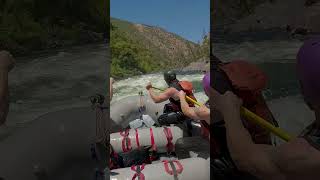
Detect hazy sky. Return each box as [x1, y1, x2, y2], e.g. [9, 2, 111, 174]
[111, 0, 210, 43]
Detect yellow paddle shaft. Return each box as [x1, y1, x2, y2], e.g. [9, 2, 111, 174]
[185, 96, 202, 106]
[240, 107, 292, 141]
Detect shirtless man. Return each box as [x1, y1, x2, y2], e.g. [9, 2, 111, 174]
[146, 71, 197, 126]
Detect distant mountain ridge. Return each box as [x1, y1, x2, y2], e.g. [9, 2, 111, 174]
[111, 17, 206, 68]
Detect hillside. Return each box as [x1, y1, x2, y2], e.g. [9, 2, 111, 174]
[111, 17, 208, 78]
[0, 0, 108, 56]
[212, 0, 320, 34]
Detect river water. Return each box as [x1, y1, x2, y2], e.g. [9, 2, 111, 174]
[3, 38, 314, 140]
[3, 44, 109, 129]
[112, 73, 207, 103]
[2, 43, 207, 137]
[213, 38, 314, 137]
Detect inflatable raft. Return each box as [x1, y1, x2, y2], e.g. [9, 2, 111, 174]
[109, 94, 210, 180]
[110, 157, 210, 180]
[110, 126, 183, 154]
[0, 91, 209, 180]
[110, 95, 202, 135]
[110, 95, 165, 130]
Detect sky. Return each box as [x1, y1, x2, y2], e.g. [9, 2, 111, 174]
[110, 0, 210, 43]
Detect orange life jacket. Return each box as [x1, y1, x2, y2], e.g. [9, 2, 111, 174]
[167, 80, 197, 112]
[219, 60, 278, 144]
[178, 81, 197, 106]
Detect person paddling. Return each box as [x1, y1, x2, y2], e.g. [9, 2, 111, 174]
[210, 37, 320, 180]
[146, 71, 197, 127]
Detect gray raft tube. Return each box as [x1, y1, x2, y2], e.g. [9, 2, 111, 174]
[110, 95, 165, 132]
[0, 107, 100, 180]
[110, 95, 210, 160]
[110, 95, 202, 136]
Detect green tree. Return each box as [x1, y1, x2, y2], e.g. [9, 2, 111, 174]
[0, 0, 107, 55]
[111, 23, 161, 78]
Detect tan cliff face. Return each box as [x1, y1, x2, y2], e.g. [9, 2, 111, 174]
[132, 23, 199, 65]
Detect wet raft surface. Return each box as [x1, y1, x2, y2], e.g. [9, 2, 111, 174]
[0, 107, 99, 180]
[175, 136, 210, 159]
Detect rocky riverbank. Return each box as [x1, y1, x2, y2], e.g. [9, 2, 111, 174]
[213, 0, 320, 38]
[182, 58, 210, 72]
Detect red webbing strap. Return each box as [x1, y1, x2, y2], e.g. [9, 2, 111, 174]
[149, 128, 157, 151]
[135, 128, 140, 148]
[119, 128, 132, 152]
[131, 164, 146, 180]
[163, 160, 183, 176]
[163, 127, 174, 152]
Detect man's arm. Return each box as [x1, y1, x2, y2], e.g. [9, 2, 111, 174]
[148, 88, 176, 103]
[178, 91, 200, 120]
[146, 82, 177, 103]
[224, 110, 284, 179]
[211, 89, 285, 180]
[194, 105, 210, 123]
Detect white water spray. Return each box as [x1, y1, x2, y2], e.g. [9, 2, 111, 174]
[112, 73, 208, 103]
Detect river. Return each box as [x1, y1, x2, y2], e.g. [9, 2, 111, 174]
[1, 43, 207, 138]
[112, 73, 207, 103]
[3, 38, 313, 140]
[1, 44, 109, 136]
[213, 38, 314, 138]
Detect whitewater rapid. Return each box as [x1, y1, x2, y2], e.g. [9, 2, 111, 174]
[112, 73, 208, 104]
[4, 44, 108, 130]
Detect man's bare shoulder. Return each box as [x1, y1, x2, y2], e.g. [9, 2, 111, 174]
[166, 87, 179, 95]
[166, 87, 178, 91]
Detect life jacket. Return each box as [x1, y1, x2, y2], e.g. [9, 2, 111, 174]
[300, 122, 320, 151]
[167, 80, 197, 112]
[219, 60, 278, 145]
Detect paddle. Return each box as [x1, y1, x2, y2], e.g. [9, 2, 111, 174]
[210, 56, 292, 142]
